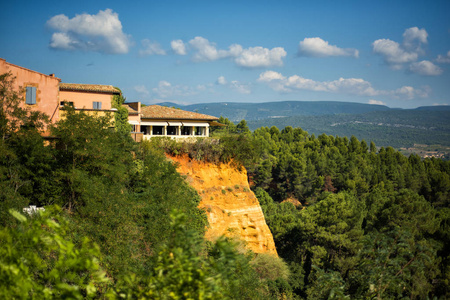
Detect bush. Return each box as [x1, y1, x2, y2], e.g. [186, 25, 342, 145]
[0, 207, 109, 299]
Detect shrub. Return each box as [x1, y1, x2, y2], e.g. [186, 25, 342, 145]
[0, 207, 109, 299]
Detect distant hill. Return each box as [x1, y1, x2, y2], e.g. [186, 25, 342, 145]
[156, 101, 450, 148]
[247, 110, 450, 148]
[415, 105, 450, 111]
[157, 101, 393, 122]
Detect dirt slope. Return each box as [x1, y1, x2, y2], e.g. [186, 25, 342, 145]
[169, 155, 277, 255]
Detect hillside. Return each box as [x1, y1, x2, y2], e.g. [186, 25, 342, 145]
[157, 100, 393, 122]
[247, 109, 450, 148]
[159, 101, 450, 150]
[168, 155, 277, 255]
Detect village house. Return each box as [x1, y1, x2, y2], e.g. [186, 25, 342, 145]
[124, 102, 222, 140]
[1, 59, 222, 139]
[58, 83, 120, 121]
[0, 58, 119, 127]
[1, 58, 61, 123]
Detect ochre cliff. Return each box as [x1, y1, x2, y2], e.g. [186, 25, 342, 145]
[169, 155, 277, 256]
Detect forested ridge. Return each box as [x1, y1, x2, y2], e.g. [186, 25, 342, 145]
[1, 72, 449, 299]
[243, 124, 449, 299]
[246, 109, 450, 149]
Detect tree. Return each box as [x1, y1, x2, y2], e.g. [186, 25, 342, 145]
[0, 72, 48, 139]
[114, 211, 266, 299]
[236, 119, 250, 134]
[0, 72, 51, 226]
[112, 88, 132, 135]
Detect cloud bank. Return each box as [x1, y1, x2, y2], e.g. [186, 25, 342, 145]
[171, 36, 286, 68]
[258, 70, 429, 99]
[47, 9, 131, 54]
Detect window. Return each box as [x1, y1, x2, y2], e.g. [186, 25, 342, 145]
[26, 86, 36, 105]
[152, 126, 163, 135]
[181, 126, 191, 135]
[93, 101, 102, 109]
[60, 101, 74, 108]
[167, 126, 178, 135]
[195, 127, 205, 136]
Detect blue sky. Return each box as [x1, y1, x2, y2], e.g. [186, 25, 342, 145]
[1, 0, 449, 108]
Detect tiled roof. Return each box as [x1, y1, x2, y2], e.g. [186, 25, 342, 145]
[124, 104, 139, 114]
[59, 83, 121, 94]
[141, 105, 218, 121]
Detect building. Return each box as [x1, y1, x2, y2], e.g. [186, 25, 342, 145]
[58, 83, 120, 121]
[0, 58, 119, 127]
[1, 58, 223, 139]
[124, 102, 222, 140]
[1, 58, 61, 123]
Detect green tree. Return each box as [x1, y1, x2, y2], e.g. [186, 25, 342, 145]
[0, 72, 51, 226]
[114, 211, 266, 299]
[111, 89, 132, 135]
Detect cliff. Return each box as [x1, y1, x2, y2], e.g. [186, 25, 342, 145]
[169, 155, 277, 256]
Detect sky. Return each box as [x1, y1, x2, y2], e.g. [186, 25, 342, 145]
[1, 0, 450, 108]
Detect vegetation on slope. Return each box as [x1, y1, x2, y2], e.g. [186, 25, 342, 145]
[214, 120, 450, 299]
[0, 73, 291, 299]
[1, 71, 449, 298]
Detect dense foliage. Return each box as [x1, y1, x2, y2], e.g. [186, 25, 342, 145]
[240, 125, 449, 299]
[2, 72, 449, 298]
[0, 74, 287, 298]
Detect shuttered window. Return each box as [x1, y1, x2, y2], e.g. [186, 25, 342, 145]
[93, 101, 102, 109]
[26, 87, 36, 105]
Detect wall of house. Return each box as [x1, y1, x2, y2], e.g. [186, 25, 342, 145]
[0, 58, 61, 123]
[59, 90, 113, 110]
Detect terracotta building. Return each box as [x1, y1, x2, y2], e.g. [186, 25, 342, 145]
[1, 58, 61, 123]
[1, 58, 119, 126]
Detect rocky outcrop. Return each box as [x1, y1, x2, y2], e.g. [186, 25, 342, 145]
[169, 155, 277, 256]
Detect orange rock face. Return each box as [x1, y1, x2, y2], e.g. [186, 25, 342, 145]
[169, 155, 277, 256]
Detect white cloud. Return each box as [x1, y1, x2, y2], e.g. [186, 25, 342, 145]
[47, 9, 131, 54]
[258, 70, 286, 81]
[258, 70, 428, 100]
[184, 36, 286, 67]
[409, 60, 443, 76]
[171, 39, 187, 55]
[372, 27, 435, 74]
[134, 85, 150, 97]
[188, 36, 232, 61]
[298, 37, 359, 58]
[436, 51, 450, 63]
[368, 99, 386, 105]
[152, 80, 205, 98]
[402, 27, 428, 53]
[372, 39, 418, 65]
[234, 46, 286, 67]
[216, 76, 251, 94]
[217, 76, 227, 85]
[139, 39, 166, 56]
[230, 81, 251, 94]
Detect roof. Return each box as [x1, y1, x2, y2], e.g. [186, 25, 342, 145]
[59, 83, 121, 94]
[141, 105, 218, 121]
[125, 105, 139, 114]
